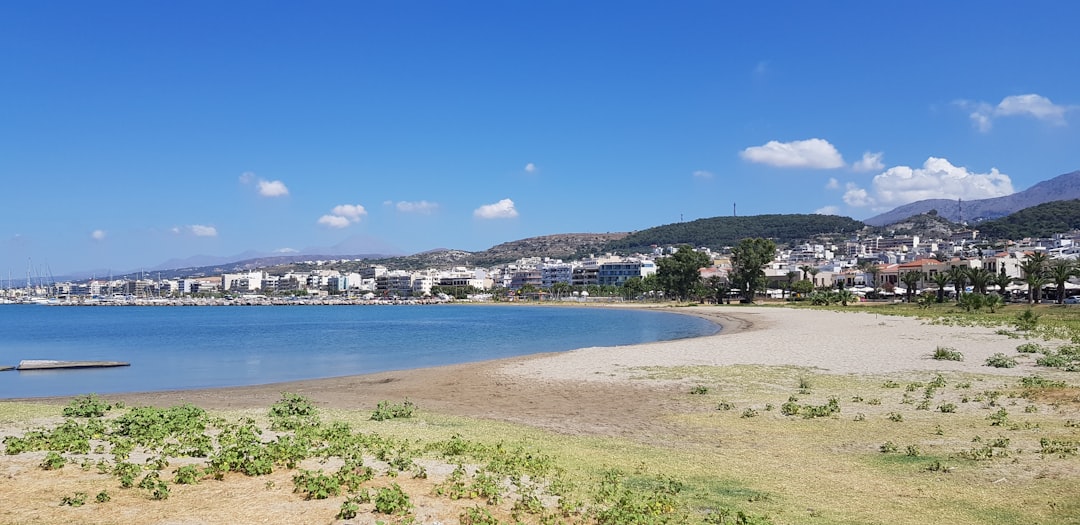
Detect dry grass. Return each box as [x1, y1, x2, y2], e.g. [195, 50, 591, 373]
[2, 363, 1080, 524]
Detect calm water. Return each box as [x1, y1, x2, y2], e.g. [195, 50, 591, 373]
[0, 304, 717, 398]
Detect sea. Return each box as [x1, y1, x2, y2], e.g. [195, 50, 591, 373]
[0, 304, 718, 399]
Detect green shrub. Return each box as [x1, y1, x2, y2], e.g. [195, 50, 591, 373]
[292, 470, 340, 500]
[373, 483, 412, 515]
[370, 400, 416, 421]
[932, 347, 963, 361]
[1015, 309, 1040, 331]
[689, 385, 709, 395]
[40, 451, 66, 470]
[63, 394, 111, 418]
[1019, 375, 1066, 388]
[60, 492, 87, 507]
[268, 392, 319, 431]
[1016, 342, 1046, 354]
[985, 353, 1017, 368]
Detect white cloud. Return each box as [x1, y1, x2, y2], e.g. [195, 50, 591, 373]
[171, 225, 217, 237]
[693, 170, 714, 179]
[842, 183, 875, 207]
[852, 152, 884, 172]
[962, 93, 1072, 132]
[240, 171, 289, 197]
[474, 198, 519, 219]
[318, 215, 352, 228]
[843, 157, 1014, 208]
[739, 138, 845, 169]
[257, 179, 289, 197]
[190, 225, 218, 237]
[318, 203, 367, 228]
[90, 229, 106, 241]
[825, 177, 840, 190]
[330, 204, 367, 221]
[395, 200, 438, 214]
[275, 247, 298, 253]
[814, 206, 840, 216]
[524, 163, 538, 173]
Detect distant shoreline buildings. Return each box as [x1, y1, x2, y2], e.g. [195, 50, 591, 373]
[3, 228, 1079, 305]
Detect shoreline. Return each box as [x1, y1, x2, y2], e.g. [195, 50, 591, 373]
[7, 305, 1047, 418]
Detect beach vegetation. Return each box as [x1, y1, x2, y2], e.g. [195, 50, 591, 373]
[932, 346, 964, 361]
[371, 399, 417, 421]
[985, 353, 1018, 368]
[62, 394, 113, 418]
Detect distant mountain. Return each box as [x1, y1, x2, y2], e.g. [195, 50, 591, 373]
[356, 233, 629, 271]
[602, 214, 866, 252]
[864, 169, 1080, 226]
[975, 199, 1080, 240]
[877, 211, 961, 239]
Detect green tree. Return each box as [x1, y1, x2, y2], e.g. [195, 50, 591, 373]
[784, 271, 800, 300]
[992, 268, 1013, 296]
[621, 277, 645, 301]
[930, 272, 950, 303]
[656, 246, 712, 301]
[1019, 252, 1049, 304]
[947, 265, 969, 303]
[730, 238, 777, 303]
[966, 267, 993, 296]
[1047, 258, 1079, 304]
[704, 275, 731, 304]
[900, 271, 923, 303]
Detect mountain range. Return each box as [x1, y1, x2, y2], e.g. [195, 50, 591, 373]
[863, 169, 1080, 226]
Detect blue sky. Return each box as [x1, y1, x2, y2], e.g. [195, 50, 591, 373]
[3, 1, 1079, 277]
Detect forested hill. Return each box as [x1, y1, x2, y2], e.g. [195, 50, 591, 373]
[603, 214, 866, 252]
[974, 199, 1080, 240]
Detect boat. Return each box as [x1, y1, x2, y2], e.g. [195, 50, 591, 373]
[15, 360, 130, 370]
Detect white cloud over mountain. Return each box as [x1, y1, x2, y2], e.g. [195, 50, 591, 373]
[740, 138, 845, 169]
[839, 157, 1014, 209]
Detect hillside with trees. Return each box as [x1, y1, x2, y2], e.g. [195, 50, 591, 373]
[603, 214, 866, 252]
[975, 199, 1080, 240]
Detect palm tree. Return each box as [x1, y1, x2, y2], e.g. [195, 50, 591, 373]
[836, 288, 857, 307]
[966, 267, 993, 296]
[1019, 252, 1049, 304]
[947, 265, 969, 303]
[1047, 258, 1079, 304]
[808, 268, 821, 288]
[992, 269, 1013, 296]
[798, 265, 813, 282]
[900, 271, 922, 303]
[930, 272, 950, 303]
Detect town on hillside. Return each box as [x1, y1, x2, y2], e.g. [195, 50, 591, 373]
[4, 227, 1080, 306]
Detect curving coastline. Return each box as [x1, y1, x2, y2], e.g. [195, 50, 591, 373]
[51, 305, 1044, 431]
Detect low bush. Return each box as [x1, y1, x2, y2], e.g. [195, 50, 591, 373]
[985, 353, 1017, 368]
[932, 347, 963, 361]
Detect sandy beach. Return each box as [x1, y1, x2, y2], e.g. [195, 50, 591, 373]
[5, 305, 1076, 525]
[104, 305, 1045, 439]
